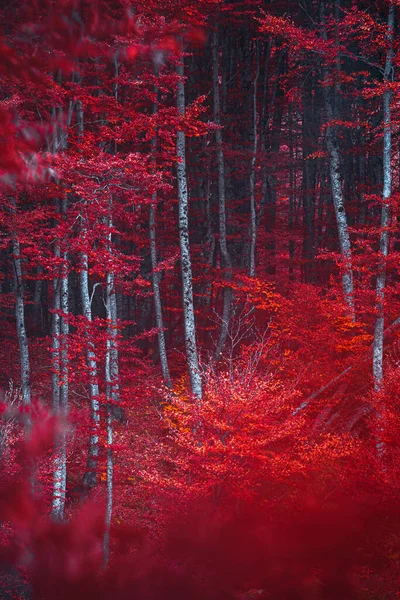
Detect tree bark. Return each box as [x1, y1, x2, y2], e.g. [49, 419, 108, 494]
[302, 73, 319, 283]
[249, 43, 259, 278]
[372, 4, 394, 392]
[12, 226, 31, 407]
[264, 51, 285, 276]
[51, 87, 70, 519]
[212, 28, 233, 360]
[51, 208, 62, 517]
[149, 82, 171, 388]
[51, 212, 61, 415]
[176, 56, 202, 399]
[150, 200, 171, 387]
[32, 266, 43, 331]
[80, 251, 100, 491]
[52, 196, 69, 521]
[103, 199, 120, 565]
[321, 3, 355, 320]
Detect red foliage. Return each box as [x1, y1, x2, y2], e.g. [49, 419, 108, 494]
[1, 0, 400, 598]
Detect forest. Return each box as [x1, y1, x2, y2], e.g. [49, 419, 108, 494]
[1, 0, 400, 597]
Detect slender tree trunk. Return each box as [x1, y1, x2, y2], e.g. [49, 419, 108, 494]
[321, 2, 355, 320]
[103, 409, 113, 567]
[103, 280, 118, 564]
[76, 99, 84, 137]
[316, 165, 326, 254]
[149, 83, 171, 388]
[288, 108, 296, 281]
[51, 216, 61, 415]
[51, 209, 62, 517]
[358, 148, 367, 228]
[203, 141, 215, 307]
[60, 218, 69, 421]
[74, 93, 100, 490]
[324, 103, 354, 320]
[212, 28, 233, 360]
[103, 203, 119, 564]
[264, 51, 285, 276]
[80, 252, 100, 491]
[249, 43, 259, 277]
[176, 56, 202, 400]
[51, 88, 70, 519]
[373, 4, 395, 392]
[103, 59, 123, 564]
[33, 266, 43, 330]
[302, 74, 319, 283]
[12, 228, 31, 407]
[52, 197, 69, 520]
[150, 201, 171, 387]
[258, 40, 272, 228]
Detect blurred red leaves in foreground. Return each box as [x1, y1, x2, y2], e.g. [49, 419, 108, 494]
[0, 403, 399, 600]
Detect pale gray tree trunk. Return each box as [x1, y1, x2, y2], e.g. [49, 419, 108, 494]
[60, 218, 69, 412]
[103, 308, 116, 566]
[74, 96, 99, 490]
[103, 200, 120, 565]
[323, 87, 355, 319]
[321, 3, 355, 320]
[103, 63, 121, 561]
[12, 228, 31, 407]
[372, 4, 395, 472]
[249, 43, 259, 278]
[80, 252, 100, 491]
[176, 57, 202, 400]
[50, 87, 71, 519]
[213, 29, 233, 360]
[52, 197, 69, 520]
[51, 219, 62, 517]
[372, 4, 395, 392]
[103, 410, 113, 567]
[103, 289, 116, 565]
[51, 218, 61, 414]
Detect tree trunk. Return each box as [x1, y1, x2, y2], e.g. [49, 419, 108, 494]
[150, 200, 171, 387]
[324, 101, 354, 320]
[12, 228, 31, 407]
[321, 2, 355, 320]
[80, 252, 100, 492]
[103, 410, 113, 567]
[264, 51, 285, 276]
[149, 82, 171, 388]
[32, 266, 43, 331]
[249, 43, 259, 278]
[176, 56, 202, 400]
[51, 87, 71, 519]
[372, 4, 394, 393]
[103, 200, 120, 565]
[52, 197, 69, 521]
[288, 107, 296, 280]
[51, 216, 61, 415]
[203, 141, 215, 307]
[212, 28, 233, 360]
[302, 73, 319, 283]
[51, 211, 62, 517]
[74, 94, 100, 490]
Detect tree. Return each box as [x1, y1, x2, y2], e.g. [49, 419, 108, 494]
[373, 2, 395, 391]
[176, 52, 203, 400]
